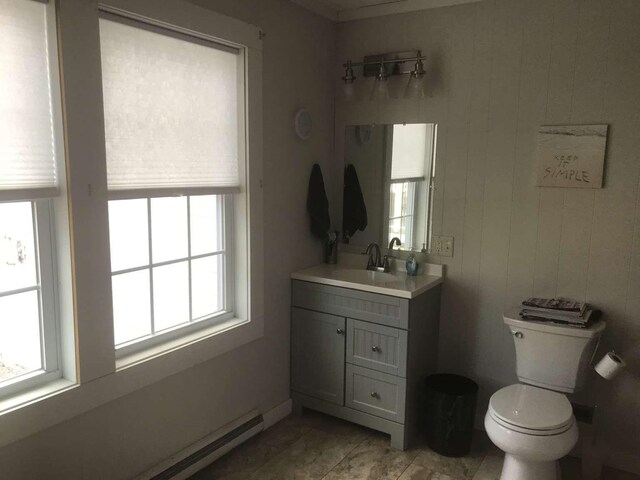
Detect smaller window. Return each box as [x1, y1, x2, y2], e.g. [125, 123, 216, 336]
[384, 124, 437, 251]
[387, 181, 417, 247]
[0, 0, 67, 397]
[108, 195, 233, 351]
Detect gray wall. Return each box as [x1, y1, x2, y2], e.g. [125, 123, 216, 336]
[337, 0, 640, 468]
[0, 0, 337, 478]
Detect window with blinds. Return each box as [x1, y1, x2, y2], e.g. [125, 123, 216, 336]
[98, 13, 243, 352]
[0, 0, 64, 397]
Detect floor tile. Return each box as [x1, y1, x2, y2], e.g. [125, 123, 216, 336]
[471, 454, 503, 480]
[322, 432, 420, 480]
[398, 464, 457, 480]
[191, 413, 640, 480]
[191, 416, 312, 480]
[247, 425, 367, 480]
[411, 435, 490, 480]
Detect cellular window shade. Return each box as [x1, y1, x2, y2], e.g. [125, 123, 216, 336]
[0, 0, 58, 200]
[391, 124, 427, 181]
[99, 17, 241, 193]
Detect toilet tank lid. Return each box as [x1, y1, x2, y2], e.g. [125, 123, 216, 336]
[503, 308, 606, 338]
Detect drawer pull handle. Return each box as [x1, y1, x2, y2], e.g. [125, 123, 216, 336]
[371, 346, 381, 352]
[336, 328, 344, 335]
[370, 392, 379, 399]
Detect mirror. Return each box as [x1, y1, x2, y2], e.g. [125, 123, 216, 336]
[342, 123, 437, 253]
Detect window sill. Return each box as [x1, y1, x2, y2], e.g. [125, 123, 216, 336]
[0, 314, 263, 449]
[0, 378, 77, 416]
[116, 316, 250, 371]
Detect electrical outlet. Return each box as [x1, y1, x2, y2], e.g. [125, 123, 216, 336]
[432, 235, 454, 257]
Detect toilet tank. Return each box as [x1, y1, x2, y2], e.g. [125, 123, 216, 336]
[504, 310, 606, 393]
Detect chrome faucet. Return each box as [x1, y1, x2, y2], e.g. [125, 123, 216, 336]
[362, 242, 391, 272]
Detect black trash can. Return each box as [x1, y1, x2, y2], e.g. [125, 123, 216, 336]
[424, 374, 478, 457]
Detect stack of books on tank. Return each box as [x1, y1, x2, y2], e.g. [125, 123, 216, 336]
[519, 297, 599, 328]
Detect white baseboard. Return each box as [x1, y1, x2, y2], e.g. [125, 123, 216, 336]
[133, 399, 293, 480]
[263, 398, 293, 429]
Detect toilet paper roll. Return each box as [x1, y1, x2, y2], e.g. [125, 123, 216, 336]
[594, 351, 626, 380]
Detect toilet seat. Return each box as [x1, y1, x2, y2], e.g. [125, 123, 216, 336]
[488, 384, 574, 436]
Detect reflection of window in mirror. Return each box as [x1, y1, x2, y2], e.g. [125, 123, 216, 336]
[383, 124, 437, 252]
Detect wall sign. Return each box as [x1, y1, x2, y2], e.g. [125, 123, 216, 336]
[535, 125, 608, 188]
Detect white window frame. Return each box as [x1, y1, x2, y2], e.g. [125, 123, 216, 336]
[0, 0, 74, 402]
[0, 0, 263, 448]
[98, 6, 258, 361]
[0, 200, 61, 398]
[110, 194, 236, 357]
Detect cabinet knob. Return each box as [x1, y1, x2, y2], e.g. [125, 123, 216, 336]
[336, 328, 344, 335]
[370, 392, 379, 399]
[371, 346, 381, 352]
[513, 331, 523, 339]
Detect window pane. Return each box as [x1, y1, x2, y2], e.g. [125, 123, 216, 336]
[112, 270, 151, 345]
[151, 197, 188, 263]
[190, 195, 223, 255]
[0, 202, 37, 293]
[153, 262, 189, 332]
[0, 291, 42, 381]
[108, 199, 149, 271]
[191, 255, 223, 320]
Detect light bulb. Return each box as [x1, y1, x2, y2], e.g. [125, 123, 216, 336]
[344, 81, 355, 102]
[404, 75, 424, 99]
[371, 78, 389, 101]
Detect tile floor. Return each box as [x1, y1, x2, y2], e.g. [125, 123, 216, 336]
[191, 410, 639, 480]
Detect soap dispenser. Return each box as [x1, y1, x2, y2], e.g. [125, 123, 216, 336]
[406, 254, 418, 276]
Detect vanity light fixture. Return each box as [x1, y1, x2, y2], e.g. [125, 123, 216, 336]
[405, 56, 426, 99]
[341, 50, 427, 101]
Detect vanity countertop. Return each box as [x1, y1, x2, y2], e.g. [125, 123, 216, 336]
[291, 262, 443, 299]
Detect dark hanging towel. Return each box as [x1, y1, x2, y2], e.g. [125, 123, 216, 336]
[306, 163, 331, 239]
[342, 164, 367, 242]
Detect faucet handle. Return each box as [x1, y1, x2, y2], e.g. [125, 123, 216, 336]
[382, 255, 390, 272]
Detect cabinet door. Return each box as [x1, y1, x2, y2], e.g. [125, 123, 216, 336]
[291, 307, 345, 405]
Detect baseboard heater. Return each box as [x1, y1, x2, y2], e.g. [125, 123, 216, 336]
[138, 411, 264, 480]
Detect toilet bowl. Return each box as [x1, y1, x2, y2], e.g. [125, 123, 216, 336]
[485, 384, 578, 480]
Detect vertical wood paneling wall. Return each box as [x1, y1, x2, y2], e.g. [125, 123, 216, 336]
[336, 0, 640, 465]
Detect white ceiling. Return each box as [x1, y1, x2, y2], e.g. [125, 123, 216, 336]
[290, 0, 484, 22]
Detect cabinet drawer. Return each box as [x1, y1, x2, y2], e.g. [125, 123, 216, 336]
[347, 319, 407, 377]
[292, 280, 408, 329]
[346, 364, 406, 423]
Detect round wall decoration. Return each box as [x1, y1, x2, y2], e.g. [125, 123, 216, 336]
[294, 108, 312, 140]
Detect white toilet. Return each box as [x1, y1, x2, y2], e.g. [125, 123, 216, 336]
[484, 309, 606, 480]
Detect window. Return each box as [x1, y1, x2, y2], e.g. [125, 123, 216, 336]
[108, 195, 232, 347]
[99, 13, 246, 353]
[385, 124, 436, 251]
[388, 181, 417, 246]
[0, 0, 66, 395]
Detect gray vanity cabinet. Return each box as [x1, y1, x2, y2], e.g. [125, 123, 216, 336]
[291, 280, 441, 450]
[291, 308, 345, 405]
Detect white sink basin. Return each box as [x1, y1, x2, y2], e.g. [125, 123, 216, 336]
[330, 269, 398, 284]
